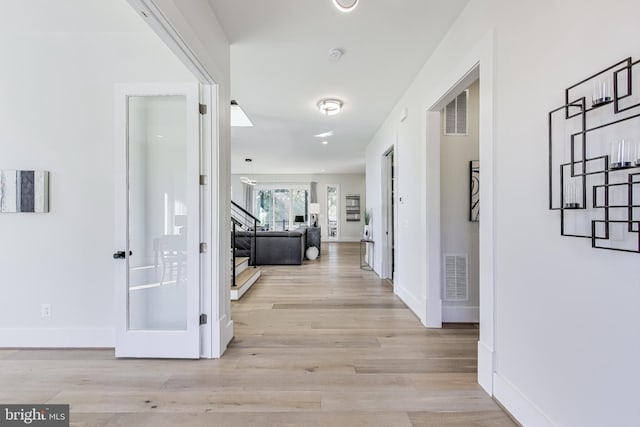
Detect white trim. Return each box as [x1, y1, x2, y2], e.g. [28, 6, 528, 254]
[442, 306, 479, 323]
[394, 285, 426, 326]
[380, 146, 395, 280]
[425, 296, 442, 328]
[127, 0, 215, 84]
[0, 328, 115, 348]
[127, 0, 230, 359]
[199, 84, 214, 359]
[425, 111, 442, 329]
[494, 373, 556, 427]
[424, 31, 495, 394]
[219, 315, 234, 356]
[477, 340, 495, 393]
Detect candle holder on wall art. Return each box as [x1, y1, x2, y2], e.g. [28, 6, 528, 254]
[563, 180, 581, 209]
[592, 79, 612, 107]
[610, 139, 634, 169]
[549, 56, 640, 253]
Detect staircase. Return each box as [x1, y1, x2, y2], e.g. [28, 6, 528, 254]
[231, 256, 261, 301]
[231, 201, 262, 300]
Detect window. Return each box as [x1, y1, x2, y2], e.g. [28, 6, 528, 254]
[254, 186, 309, 231]
[444, 89, 468, 135]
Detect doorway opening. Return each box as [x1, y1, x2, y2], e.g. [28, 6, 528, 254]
[326, 184, 340, 240]
[381, 147, 396, 281]
[439, 80, 480, 323]
[424, 46, 496, 394]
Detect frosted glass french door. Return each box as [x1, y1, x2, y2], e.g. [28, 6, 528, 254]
[114, 83, 200, 358]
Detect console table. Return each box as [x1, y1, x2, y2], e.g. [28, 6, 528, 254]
[359, 239, 374, 270]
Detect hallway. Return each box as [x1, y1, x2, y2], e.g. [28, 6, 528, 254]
[228, 242, 516, 426]
[0, 243, 516, 426]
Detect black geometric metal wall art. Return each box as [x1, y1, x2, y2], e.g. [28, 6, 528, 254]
[469, 160, 479, 222]
[549, 56, 640, 252]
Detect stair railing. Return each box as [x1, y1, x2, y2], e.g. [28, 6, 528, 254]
[231, 201, 260, 271]
[231, 217, 242, 287]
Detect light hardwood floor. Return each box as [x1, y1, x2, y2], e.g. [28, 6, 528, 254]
[0, 242, 517, 426]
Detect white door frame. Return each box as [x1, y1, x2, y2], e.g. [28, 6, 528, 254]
[125, 0, 231, 358]
[424, 32, 495, 395]
[381, 146, 395, 280]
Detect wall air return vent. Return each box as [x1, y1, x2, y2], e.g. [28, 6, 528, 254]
[443, 254, 469, 301]
[444, 89, 468, 135]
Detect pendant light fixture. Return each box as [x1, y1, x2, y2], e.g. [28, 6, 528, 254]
[240, 158, 257, 186]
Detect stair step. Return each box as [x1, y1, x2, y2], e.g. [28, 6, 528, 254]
[231, 267, 261, 301]
[234, 257, 250, 268]
[233, 256, 250, 276]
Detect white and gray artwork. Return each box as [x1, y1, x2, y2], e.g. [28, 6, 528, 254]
[0, 170, 49, 213]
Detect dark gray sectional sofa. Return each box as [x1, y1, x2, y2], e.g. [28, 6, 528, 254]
[234, 230, 306, 265]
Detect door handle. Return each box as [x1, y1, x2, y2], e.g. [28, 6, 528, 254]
[113, 250, 132, 259]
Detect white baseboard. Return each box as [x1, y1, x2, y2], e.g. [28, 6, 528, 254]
[0, 328, 115, 348]
[442, 305, 479, 323]
[221, 318, 234, 355]
[494, 372, 556, 427]
[208, 315, 233, 359]
[477, 340, 494, 395]
[425, 297, 442, 328]
[394, 285, 426, 326]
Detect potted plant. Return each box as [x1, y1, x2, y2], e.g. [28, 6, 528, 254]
[363, 209, 371, 239]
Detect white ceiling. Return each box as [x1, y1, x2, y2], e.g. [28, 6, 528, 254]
[208, 0, 469, 175]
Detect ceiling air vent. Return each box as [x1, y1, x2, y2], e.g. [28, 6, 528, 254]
[443, 254, 468, 301]
[444, 89, 468, 135]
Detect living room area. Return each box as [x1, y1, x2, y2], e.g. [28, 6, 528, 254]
[229, 171, 367, 299]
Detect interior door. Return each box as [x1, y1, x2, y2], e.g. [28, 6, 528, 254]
[114, 83, 200, 358]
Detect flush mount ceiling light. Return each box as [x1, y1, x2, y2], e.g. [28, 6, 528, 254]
[332, 0, 359, 12]
[230, 100, 254, 127]
[317, 98, 343, 116]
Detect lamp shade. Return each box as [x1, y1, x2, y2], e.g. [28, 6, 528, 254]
[309, 203, 320, 214]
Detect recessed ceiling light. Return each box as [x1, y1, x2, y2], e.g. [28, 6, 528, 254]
[230, 100, 254, 127]
[322, 140, 329, 145]
[333, 0, 359, 12]
[317, 98, 343, 116]
[314, 131, 334, 138]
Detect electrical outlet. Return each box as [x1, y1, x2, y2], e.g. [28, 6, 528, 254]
[41, 304, 51, 318]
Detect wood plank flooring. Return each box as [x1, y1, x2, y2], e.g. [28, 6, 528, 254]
[0, 242, 517, 426]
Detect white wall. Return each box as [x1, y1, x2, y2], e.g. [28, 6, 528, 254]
[365, 0, 640, 425]
[0, 0, 195, 346]
[230, 173, 366, 242]
[440, 81, 479, 322]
